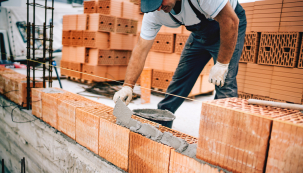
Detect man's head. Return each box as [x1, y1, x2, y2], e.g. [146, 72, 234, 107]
[141, 0, 178, 13]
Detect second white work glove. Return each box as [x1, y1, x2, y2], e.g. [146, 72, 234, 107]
[208, 61, 229, 87]
[113, 86, 133, 105]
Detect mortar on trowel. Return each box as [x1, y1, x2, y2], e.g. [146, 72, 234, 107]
[132, 109, 176, 128]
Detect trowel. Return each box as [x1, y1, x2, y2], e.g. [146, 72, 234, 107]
[113, 98, 132, 125]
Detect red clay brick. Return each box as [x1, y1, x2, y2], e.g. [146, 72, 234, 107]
[31, 88, 45, 119]
[175, 34, 189, 54]
[62, 31, 71, 46]
[140, 68, 152, 104]
[197, 98, 274, 173]
[84, 0, 97, 14]
[151, 33, 175, 53]
[69, 62, 82, 79]
[83, 31, 109, 49]
[152, 70, 174, 90]
[77, 14, 89, 31]
[71, 31, 83, 47]
[97, 0, 122, 17]
[129, 132, 171, 173]
[266, 121, 303, 172]
[42, 90, 78, 129]
[76, 105, 114, 154]
[57, 98, 100, 140]
[99, 119, 130, 171]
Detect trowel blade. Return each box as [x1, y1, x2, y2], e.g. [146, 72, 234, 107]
[113, 98, 132, 125]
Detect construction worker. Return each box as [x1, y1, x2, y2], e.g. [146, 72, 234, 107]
[114, 0, 246, 114]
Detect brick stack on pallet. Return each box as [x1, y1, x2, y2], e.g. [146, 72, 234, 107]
[0, 66, 43, 107]
[31, 87, 230, 172]
[238, 0, 303, 104]
[61, 0, 139, 83]
[197, 97, 303, 173]
[143, 26, 214, 99]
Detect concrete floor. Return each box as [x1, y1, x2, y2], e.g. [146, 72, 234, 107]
[14, 67, 215, 138]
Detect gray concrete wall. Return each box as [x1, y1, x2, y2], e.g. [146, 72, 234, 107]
[0, 95, 126, 173]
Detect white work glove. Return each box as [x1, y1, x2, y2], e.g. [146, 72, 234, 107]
[208, 61, 229, 87]
[113, 86, 133, 105]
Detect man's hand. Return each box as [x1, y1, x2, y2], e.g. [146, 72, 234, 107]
[208, 61, 229, 87]
[113, 86, 133, 105]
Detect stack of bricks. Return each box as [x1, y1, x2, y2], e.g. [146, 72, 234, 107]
[240, 2, 254, 33]
[251, 0, 282, 32]
[61, 0, 140, 83]
[0, 66, 43, 107]
[197, 97, 303, 173]
[257, 32, 301, 67]
[143, 26, 214, 98]
[32, 86, 233, 172]
[240, 32, 260, 63]
[238, 63, 303, 104]
[279, 0, 303, 32]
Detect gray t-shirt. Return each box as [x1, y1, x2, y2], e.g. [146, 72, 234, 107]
[140, 0, 238, 40]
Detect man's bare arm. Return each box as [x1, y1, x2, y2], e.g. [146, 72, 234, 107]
[123, 36, 154, 88]
[214, 1, 239, 64]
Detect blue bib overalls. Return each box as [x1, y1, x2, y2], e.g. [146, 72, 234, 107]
[158, 1, 247, 114]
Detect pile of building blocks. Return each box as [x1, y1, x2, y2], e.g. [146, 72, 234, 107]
[61, 0, 140, 83]
[0, 66, 43, 107]
[238, 0, 303, 104]
[197, 97, 303, 173]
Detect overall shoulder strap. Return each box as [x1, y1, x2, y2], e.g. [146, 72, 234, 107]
[168, 12, 184, 25]
[188, 0, 208, 21]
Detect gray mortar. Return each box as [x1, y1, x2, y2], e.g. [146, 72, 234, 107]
[137, 123, 163, 141]
[113, 102, 231, 173]
[133, 109, 176, 121]
[160, 132, 188, 152]
[113, 99, 132, 125]
[42, 88, 64, 93]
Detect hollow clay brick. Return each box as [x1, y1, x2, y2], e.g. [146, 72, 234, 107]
[0, 69, 18, 93]
[69, 62, 82, 79]
[60, 60, 70, 76]
[82, 64, 107, 82]
[83, 31, 109, 49]
[98, 49, 115, 65]
[151, 33, 175, 53]
[197, 98, 274, 173]
[77, 14, 88, 31]
[130, 20, 138, 35]
[240, 32, 261, 63]
[129, 132, 171, 173]
[88, 14, 116, 32]
[75, 47, 86, 63]
[57, 98, 100, 140]
[140, 68, 152, 104]
[71, 31, 83, 47]
[146, 51, 165, 70]
[31, 88, 44, 119]
[115, 17, 131, 34]
[113, 50, 130, 65]
[99, 119, 130, 171]
[266, 121, 303, 172]
[85, 48, 99, 65]
[62, 31, 71, 46]
[175, 34, 189, 54]
[76, 105, 114, 154]
[42, 91, 78, 129]
[257, 32, 300, 67]
[109, 33, 134, 50]
[163, 53, 181, 72]
[84, 0, 97, 14]
[152, 70, 174, 90]
[122, 1, 134, 19]
[106, 66, 120, 81]
[97, 0, 122, 17]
